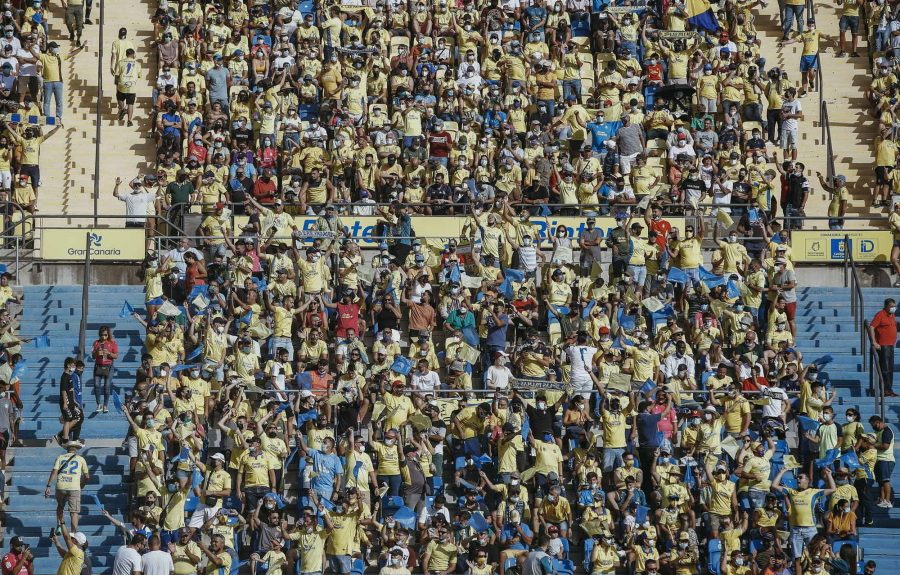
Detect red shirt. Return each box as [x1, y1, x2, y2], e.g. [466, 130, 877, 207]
[871, 309, 898, 346]
[252, 178, 277, 204]
[335, 302, 361, 338]
[651, 403, 678, 439]
[2, 551, 30, 575]
[92, 339, 119, 367]
[649, 218, 672, 248]
[427, 131, 453, 157]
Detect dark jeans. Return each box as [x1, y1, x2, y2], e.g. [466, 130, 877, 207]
[876, 344, 894, 393]
[854, 477, 874, 524]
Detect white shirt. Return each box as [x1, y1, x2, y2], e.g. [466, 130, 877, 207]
[781, 100, 802, 131]
[567, 345, 597, 388]
[140, 550, 174, 575]
[662, 353, 695, 380]
[760, 384, 788, 419]
[112, 546, 143, 575]
[487, 365, 514, 390]
[118, 190, 156, 223]
[410, 369, 441, 392]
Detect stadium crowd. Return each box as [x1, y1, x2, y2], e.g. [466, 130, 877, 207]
[0, 0, 896, 571]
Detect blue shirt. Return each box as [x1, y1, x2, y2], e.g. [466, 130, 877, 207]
[308, 448, 343, 495]
[587, 121, 620, 153]
[636, 412, 662, 447]
[501, 521, 533, 549]
[486, 313, 509, 347]
[72, 371, 83, 406]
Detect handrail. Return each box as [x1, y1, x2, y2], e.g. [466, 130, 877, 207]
[844, 234, 886, 419]
[77, 232, 91, 361]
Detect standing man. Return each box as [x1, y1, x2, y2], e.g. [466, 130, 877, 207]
[578, 217, 603, 276]
[868, 298, 897, 397]
[111, 533, 145, 575]
[44, 440, 89, 533]
[114, 48, 141, 127]
[868, 415, 895, 509]
[61, 0, 85, 47]
[37, 42, 64, 119]
[110, 28, 135, 77]
[772, 467, 837, 575]
[56, 358, 83, 445]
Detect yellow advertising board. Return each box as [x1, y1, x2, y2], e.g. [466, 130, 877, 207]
[792, 230, 893, 263]
[235, 214, 686, 247]
[41, 228, 146, 261]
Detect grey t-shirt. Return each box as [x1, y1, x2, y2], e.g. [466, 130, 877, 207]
[205, 66, 230, 103]
[617, 124, 644, 156]
[773, 268, 797, 303]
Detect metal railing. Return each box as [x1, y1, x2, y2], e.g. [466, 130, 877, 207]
[843, 233, 886, 419]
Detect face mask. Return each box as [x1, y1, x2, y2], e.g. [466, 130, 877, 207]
[735, 558, 745, 567]
[889, 306, 897, 314]
[822, 413, 831, 422]
[537, 402, 547, 410]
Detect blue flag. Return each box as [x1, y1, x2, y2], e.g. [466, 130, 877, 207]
[498, 279, 514, 299]
[635, 505, 650, 525]
[274, 403, 290, 415]
[839, 451, 863, 472]
[119, 300, 135, 318]
[667, 267, 688, 284]
[640, 379, 657, 394]
[33, 335, 50, 349]
[469, 511, 490, 533]
[726, 280, 742, 299]
[815, 448, 841, 469]
[539, 204, 552, 217]
[393, 506, 417, 529]
[797, 416, 820, 433]
[9, 360, 27, 381]
[700, 267, 726, 289]
[239, 309, 253, 326]
[185, 346, 203, 361]
[111, 390, 124, 413]
[391, 356, 413, 375]
[171, 364, 200, 373]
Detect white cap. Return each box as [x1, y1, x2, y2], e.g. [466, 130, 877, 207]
[299, 390, 314, 399]
[72, 532, 87, 546]
[211, 452, 226, 462]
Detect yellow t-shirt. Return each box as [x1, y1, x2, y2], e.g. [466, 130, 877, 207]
[784, 487, 824, 527]
[57, 545, 85, 575]
[239, 451, 273, 488]
[326, 509, 362, 555]
[54, 454, 88, 490]
[424, 540, 458, 572]
[115, 58, 142, 94]
[371, 441, 400, 475]
[173, 541, 202, 575]
[533, 439, 563, 474]
[39, 53, 62, 82]
[708, 476, 735, 516]
[290, 527, 328, 573]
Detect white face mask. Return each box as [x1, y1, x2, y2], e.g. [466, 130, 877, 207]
[889, 306, 897, 314]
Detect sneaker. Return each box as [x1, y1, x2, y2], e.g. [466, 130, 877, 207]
[851, 52, 861, 57]
[865, 519, 874, 526]
[84, 18, 93, 24]
[94, 406, 102, 413]
[894, 279, 900, 287]
[102, 405, 109, 413]
[837, 51, 847, 57]
[117, 109, 125, 121]
[877, 499, 892, 508]
[127, 120, 134, 127]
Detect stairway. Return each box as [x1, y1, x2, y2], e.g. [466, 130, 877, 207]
[797, 287, 900, 571]
[750, 0, 879, 224]
[36, 0, 157, 221]
[4, 285, 145, 572]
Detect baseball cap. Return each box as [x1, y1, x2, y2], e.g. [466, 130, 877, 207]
[72, 533, 87, 546]
[211, 452, 226, 462]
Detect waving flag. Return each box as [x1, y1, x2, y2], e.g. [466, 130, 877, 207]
[686, 0, 718, 31]
[667, 267, 688, 284]
[119, 300, 135, 318]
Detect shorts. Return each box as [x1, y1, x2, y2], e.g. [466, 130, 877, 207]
[146, 297, 164, 306]
[19, 164, 39, 186]
[894, 239, 900, 248]
[116, 91, 136, 105]
[328, 555, 352, 574]
[800, 55, 819, 72]
[126, 435, 138, 457]
[707, 512, 729, 533]
[61, 407, 82, 422]
[876, 165, 892, 185]
[789, 526, 818, 560]
[700, 97, 717, 114]
[784, 301, 797, 321]
[628, 264, 647, 287]
[780, 128, 799, 150]
[839, 15, 859, 34]
[874, 460, 895, 484]
[55, 489, 81, 513]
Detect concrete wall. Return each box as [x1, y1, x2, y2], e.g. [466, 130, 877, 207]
[16, 263, 141, 286]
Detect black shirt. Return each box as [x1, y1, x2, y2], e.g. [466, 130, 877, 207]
[525, 404, 557, 437]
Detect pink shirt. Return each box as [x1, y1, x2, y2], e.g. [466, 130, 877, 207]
[651, 404, 678, 439]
